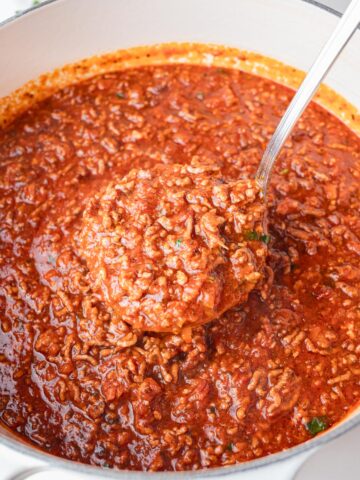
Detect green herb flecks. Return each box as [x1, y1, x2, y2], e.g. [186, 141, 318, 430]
[226, 443, 233, 452]
[244, 231, 271, 245]
[209, 406, 216, 414]
[306, 416, 329, 436]
[116, 92, 126, 99]
[195, 92, 205, 101]
[16, 0, 41, 14]
[244, 230, 258, 241]
[279, 168, 289, 175]
[259, 234, 270, 245]
[175, 239, 183, 248]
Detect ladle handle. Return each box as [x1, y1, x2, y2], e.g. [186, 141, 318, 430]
[255, 0, 360, 194]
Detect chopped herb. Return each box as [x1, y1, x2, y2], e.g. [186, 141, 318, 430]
[280, 168, 289, 175]
[226, 443, 233, 452]
[306, 416, 328, 436]
[175, 239, 183, 248]
[16, 0, 40, 14]
[209, 406, 216, 414]
[195, 92, 205, 100]
[244, 231, 271, 244]
[244, 230, 259, 241]
[290, 263, 299, 272]
[116, 92, 126, 99]
[260, 234, 271, 245]
[103, 463, 110, 468]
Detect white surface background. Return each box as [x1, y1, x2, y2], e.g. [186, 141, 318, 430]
[0, 0, 359, 479]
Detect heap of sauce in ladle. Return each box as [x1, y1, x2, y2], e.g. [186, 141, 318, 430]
[78, 160, 267, 332]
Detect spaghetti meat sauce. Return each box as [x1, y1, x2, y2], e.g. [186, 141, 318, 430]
[0, 56, 359, 471]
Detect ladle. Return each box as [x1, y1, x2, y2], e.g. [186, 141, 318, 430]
[256, 0, 360, 195]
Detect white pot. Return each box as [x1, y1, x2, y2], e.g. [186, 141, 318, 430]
[0, 1, 359, 479]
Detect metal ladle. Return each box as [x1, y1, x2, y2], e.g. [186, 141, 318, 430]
[256, 0, 360, 195]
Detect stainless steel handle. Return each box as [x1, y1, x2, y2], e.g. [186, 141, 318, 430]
[256, 0, 360, 194]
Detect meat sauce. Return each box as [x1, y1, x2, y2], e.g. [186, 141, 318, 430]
[78, 163, 266, 332]
[0, 62, 359, 471]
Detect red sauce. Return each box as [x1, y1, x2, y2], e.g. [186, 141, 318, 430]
[0, 63, 359, 471]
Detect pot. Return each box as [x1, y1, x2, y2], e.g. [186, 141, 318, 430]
[0, 0, 359, 479]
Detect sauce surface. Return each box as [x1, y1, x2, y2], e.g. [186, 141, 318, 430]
[0, 63, 359, 471]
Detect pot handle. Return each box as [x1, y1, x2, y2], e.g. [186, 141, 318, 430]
[0, 441, 316, 480]
[0, 442, 48, 480]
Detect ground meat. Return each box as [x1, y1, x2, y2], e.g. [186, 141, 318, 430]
[77, 161, 266, 332]
[0, 61, 359, 472]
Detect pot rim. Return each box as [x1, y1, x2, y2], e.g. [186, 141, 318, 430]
[1, 410, 360, 477]
[3, 0, 358, 30]
[0, 0, 359, 477]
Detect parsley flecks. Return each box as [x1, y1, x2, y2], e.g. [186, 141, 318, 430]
[175, 239, 183, 248]
[116, 92, 126, 99]
[226, 443, 233, 452]
[16, 0, 40, 13]
[209, 406, 216, 414]
[244, 231, 271, 244]
[260, 234, 271, 244]
[306, 416, 329, 436]
[244, 230, 258, 241]
[195, 92, 205, 100]
[280, 168, 289, 175]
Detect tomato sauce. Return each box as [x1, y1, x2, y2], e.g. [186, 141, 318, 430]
[0, 63, 359, 471]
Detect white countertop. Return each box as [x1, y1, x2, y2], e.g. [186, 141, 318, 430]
[0, 1, 359, 479]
